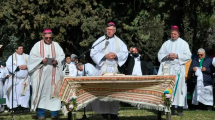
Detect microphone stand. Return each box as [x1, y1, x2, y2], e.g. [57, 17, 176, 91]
[70, 36, 108, 120]
[3, 44, 15, 120]
[76, 36, 108, 60]
[11, 53, 14, 120]
[80, 54, 88, 120]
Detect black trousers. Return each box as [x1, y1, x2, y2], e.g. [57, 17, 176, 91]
[102, 114, 118, 119]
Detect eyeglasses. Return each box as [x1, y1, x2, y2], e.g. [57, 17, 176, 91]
[198, 54, 203, 57]
[45, 37, 53, 40]
[106, 29, 115, 31]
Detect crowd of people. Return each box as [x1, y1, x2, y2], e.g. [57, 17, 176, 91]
[0, 22, 214, 120]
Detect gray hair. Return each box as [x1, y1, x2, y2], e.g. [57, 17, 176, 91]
[71, 54, 77, 59]
[197, 48, 205, 53]
[76, 63, 83, 70]
[106, 26, 116, 31]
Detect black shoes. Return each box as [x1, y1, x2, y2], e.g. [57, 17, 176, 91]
[177, 106, 183, 116]
[13, 107, 21, 114]
[171, 105, 176, 115]
[102, 114, 119, 120]
[171, 105, 183, 116]
[12, 106, 30, 114]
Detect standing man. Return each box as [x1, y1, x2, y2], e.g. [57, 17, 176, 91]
[27, 28, 65, 120]
[0, 61, 9, 112]
[191, 48, 213, 110]
[158, 26, 191, 116]
[90, 22, 128, 120]
[6, 45, 30, 113]
[63, 54, 77, 77]
[124, 47, 149, 75]
[76, 63, 95, 76]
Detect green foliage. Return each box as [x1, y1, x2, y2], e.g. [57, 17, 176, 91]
[0, 0, 214, 62]
[122, 10, 164, 61]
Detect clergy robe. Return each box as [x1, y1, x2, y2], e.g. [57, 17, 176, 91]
[63, 63, 77, 77]
[0, 66, 9, 111]
[77, 63, 95, 76]
[191, 57, 213, 106]
[157, 38, 191, 107]
[27, 40, 65, 111]
[88, 35, 128, 115]
[6, 53, 30, 109]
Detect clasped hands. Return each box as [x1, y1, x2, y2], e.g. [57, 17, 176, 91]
[167, 53, 178, 60]
[105, 52, 117, 60]
[19, 65, 27, 70]
[193, 67, 206, 72]
[42, 58, 57, 65]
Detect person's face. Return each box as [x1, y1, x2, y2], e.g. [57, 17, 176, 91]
[171, 30, 179, 40]
[79, 65, 83, 71]
[43, 34, 53, 44]
[15, 46, 23, 55]
[106, 26, 116, 37]
[65, 57, 71, 64]
[198, 52, 205, 60]
[71, 58, 78, 63]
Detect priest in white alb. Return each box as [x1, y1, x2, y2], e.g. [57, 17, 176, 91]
[0, 62, 9, 112]
[63, 54, 77, 77]
[157, 26, 191, 116]
[89, 22, 128, 120]
[27, 29, 65, 120]
[6, 45, 30, 113]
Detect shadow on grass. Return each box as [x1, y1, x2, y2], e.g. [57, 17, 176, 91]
[58, 116, 165, 120]
[0, 112, 36, 117]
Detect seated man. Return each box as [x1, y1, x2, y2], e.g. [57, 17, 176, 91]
[76, 63, 95, 76]
[63, 54, 77, 77]
[124, 47, 149, 75]
[71, 54, 78, 65]
[190, 48, 213, 110]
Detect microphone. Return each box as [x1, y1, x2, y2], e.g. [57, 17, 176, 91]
[105, 34, 109, 40]
[105, 41, 109, 46]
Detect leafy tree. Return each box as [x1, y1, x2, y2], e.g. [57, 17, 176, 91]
[0, 0, 215, 63]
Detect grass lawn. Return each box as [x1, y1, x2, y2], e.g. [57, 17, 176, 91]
[0, 107, 215, 120]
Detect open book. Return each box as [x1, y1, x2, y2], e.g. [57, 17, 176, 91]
[46, 58, 55, 65]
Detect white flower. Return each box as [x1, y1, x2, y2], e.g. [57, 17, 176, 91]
[72, 95, 77, 99]
[69, 104, 74, 109]
[71, 92, 77, 99]
[165, 94, 171, 98]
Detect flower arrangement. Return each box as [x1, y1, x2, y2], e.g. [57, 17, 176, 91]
[62, 95, 77, 120]
[67, 96, 77, 111]
[162, 89, 172, 112]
